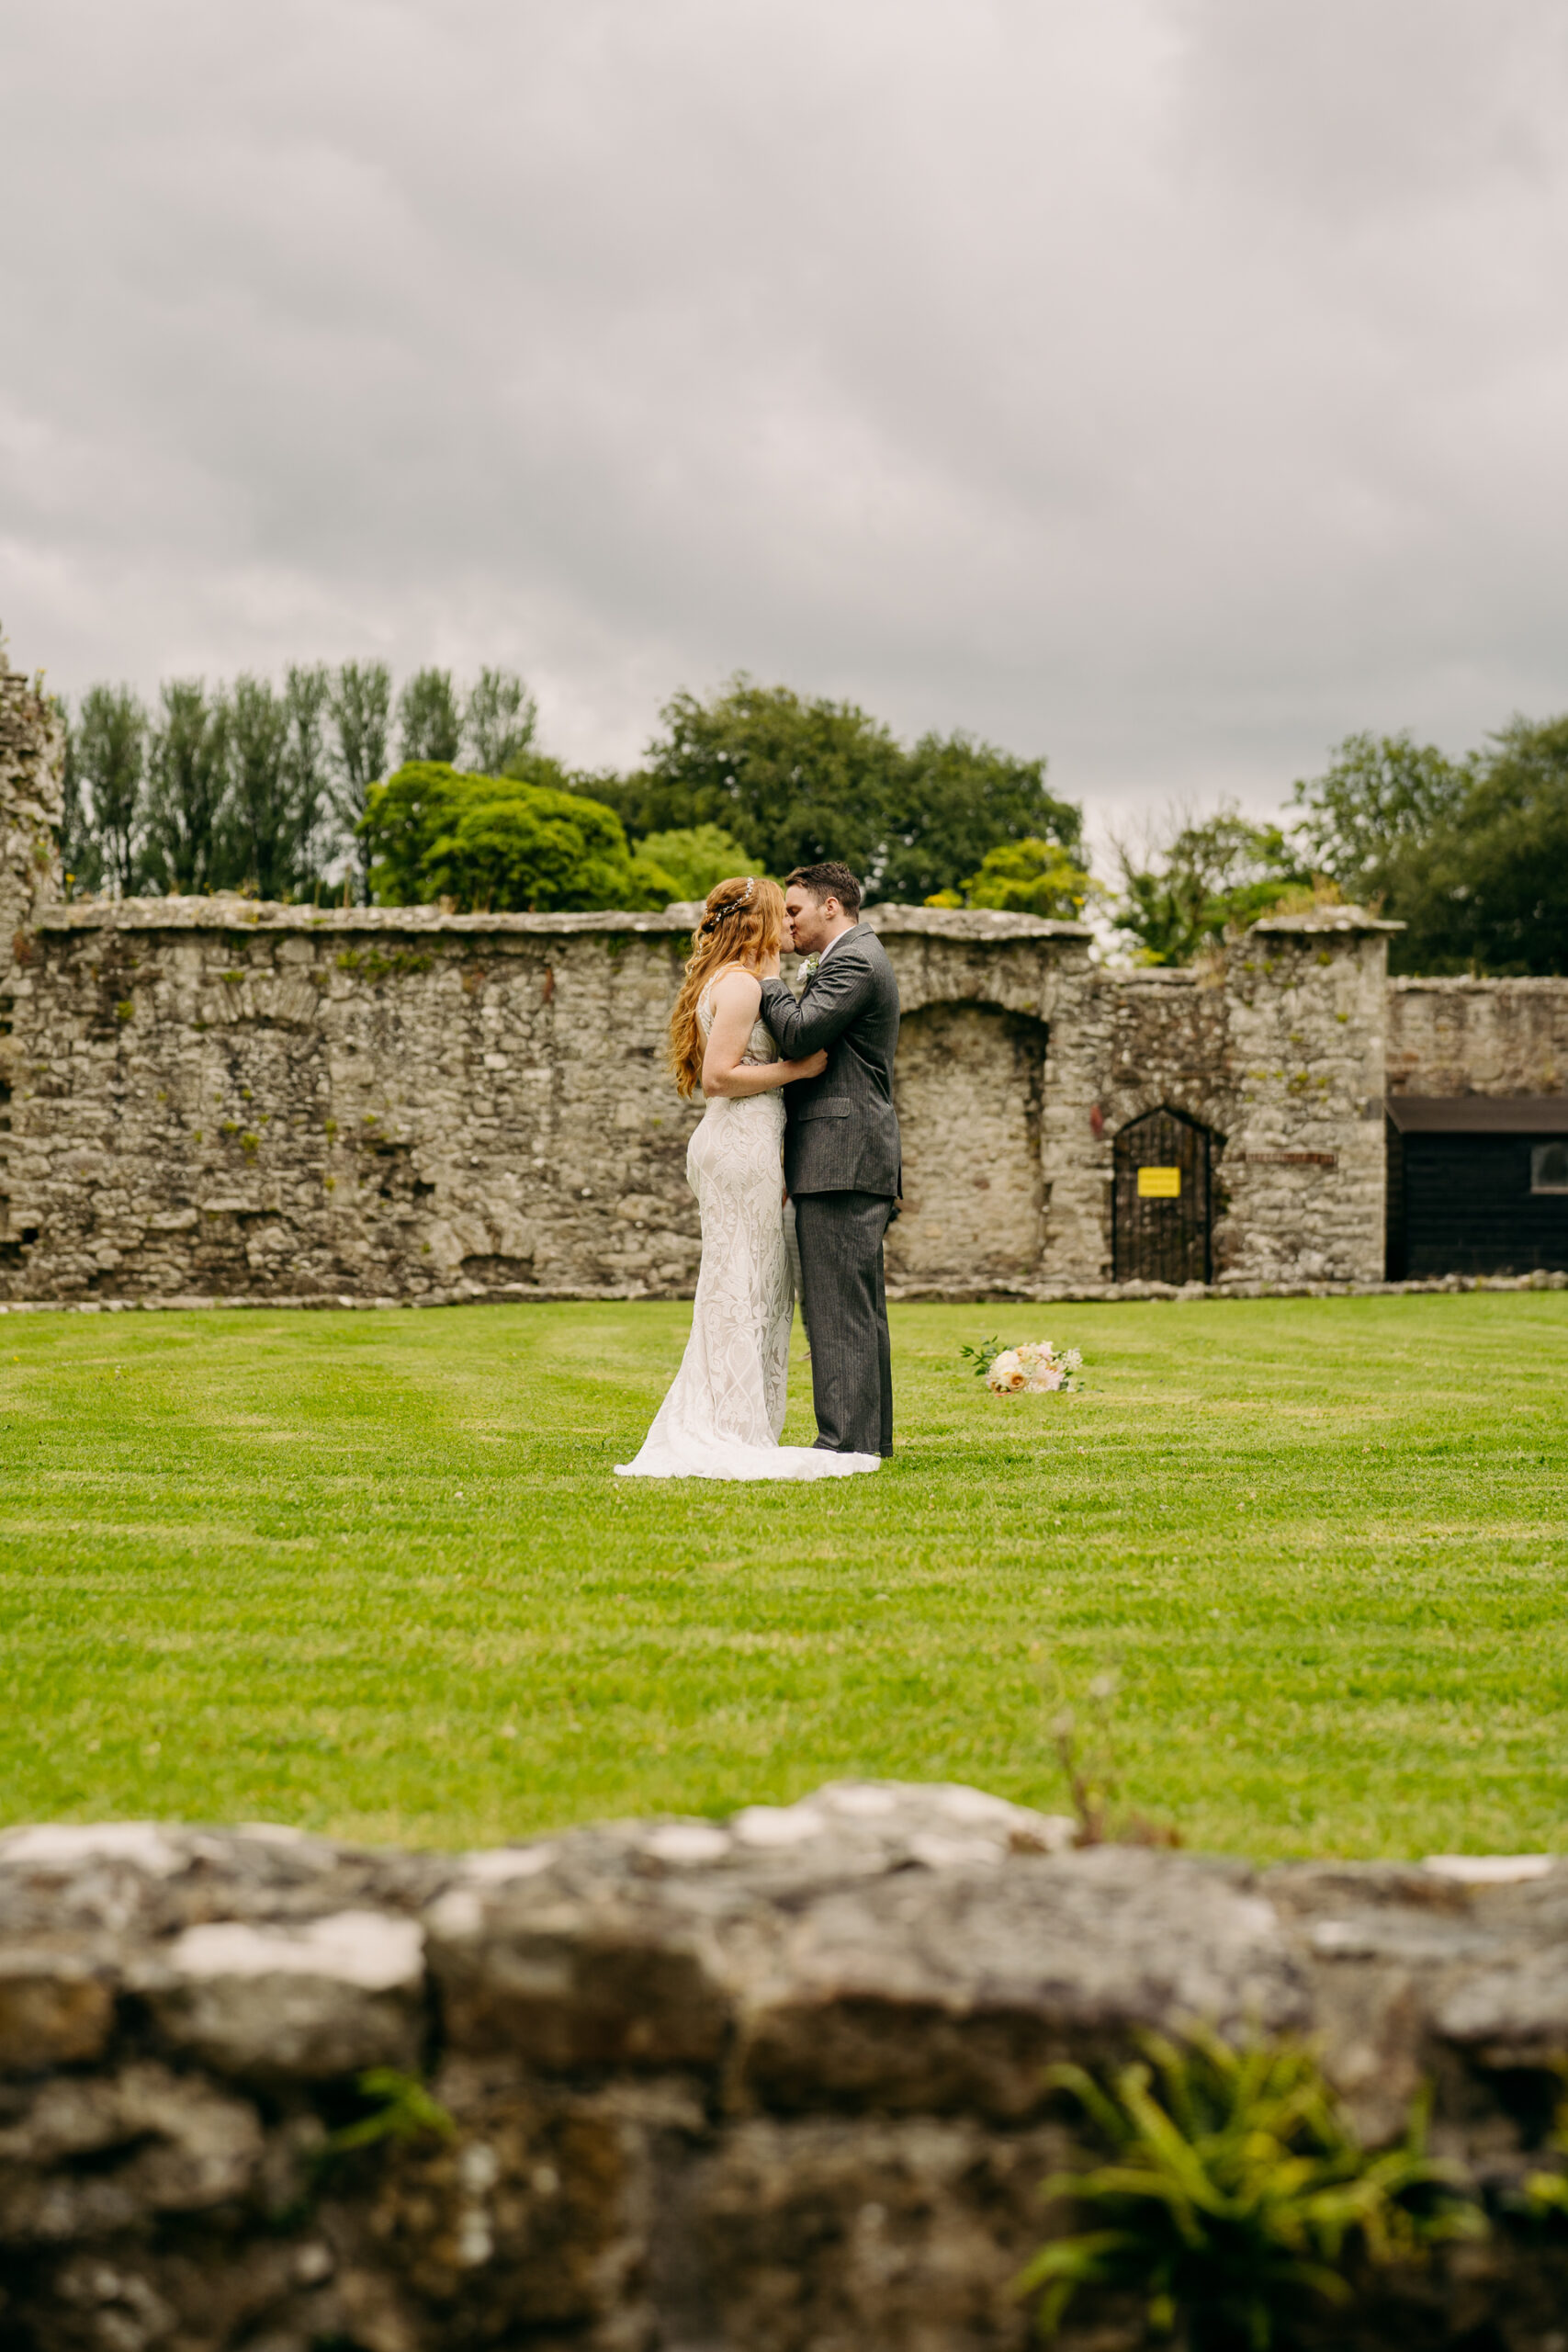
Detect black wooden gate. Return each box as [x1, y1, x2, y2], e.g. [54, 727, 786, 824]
[1112, 1106, 1213, 1283]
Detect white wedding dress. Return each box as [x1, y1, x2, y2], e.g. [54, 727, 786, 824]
[615, 981, 881, 1482]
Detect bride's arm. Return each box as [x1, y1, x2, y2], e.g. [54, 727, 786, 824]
[701, 969, 827, 1098]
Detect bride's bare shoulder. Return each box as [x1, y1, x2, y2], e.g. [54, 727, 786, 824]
[711, 963, 762, 1006]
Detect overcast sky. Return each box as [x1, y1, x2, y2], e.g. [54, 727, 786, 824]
[4, 0, 1567, 837]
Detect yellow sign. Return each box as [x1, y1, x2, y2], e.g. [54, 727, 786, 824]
[1137, 1165, 1181, 1198]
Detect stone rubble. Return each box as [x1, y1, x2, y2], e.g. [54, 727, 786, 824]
[3, 1782, 1568, 2347]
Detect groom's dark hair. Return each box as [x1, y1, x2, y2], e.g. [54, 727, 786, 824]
[785, 861, 862, 916]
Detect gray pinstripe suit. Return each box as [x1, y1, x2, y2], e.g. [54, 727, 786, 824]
[760, 927, 901, 1457]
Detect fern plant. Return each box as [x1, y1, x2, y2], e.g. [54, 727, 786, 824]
[326, 2066, 457, 2154]
[1018, 2027, 1482, 2348]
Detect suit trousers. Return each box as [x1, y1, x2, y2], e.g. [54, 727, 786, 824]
[794, 1190, 895, 1457]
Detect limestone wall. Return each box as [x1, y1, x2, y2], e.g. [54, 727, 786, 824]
[0, 898, 1095, 1305]
[1046, 915, 1396, 1288]
[0, 650, 63, 962]
[1, 656, 65, 1283]
[1, 642, 1510, 1301]
[1218, 917, 1393, 1285]
[1388, 977, 1568, 1099]
[3, 1786, 1567, 2351]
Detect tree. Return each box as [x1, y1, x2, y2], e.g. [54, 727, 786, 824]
[599, 677, 1074, 902]
[360, 763, 673, 912]
[465, 666, 537, 775]
[57, 701, 99, 895]
[75, 685, 149, 897]
[603, 677, 904, 883]
[328, 660, 392, 904]
[1113, 808, 1306, 965]
[1292, 731, 1467, 907]
[222, 675, 290, 896]
[397, 667, 462, 765]
[634, 823, 755, 901]
[1387, 716, 1568, 975]
[56, 686, 150, 897]
[881, 731, 1081, 905]
[284, 662, 333, 884]
[222, 667, 335, 899]
[144, 681, 231, 895]
[942, 835, 1094, 918]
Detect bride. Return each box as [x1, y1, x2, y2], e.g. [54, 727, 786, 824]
[616, 876, 882, 1482]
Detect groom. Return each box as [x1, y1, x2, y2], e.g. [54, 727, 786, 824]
[760, 863, 901, 1459]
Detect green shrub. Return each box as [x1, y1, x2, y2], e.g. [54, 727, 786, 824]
[934, 835, 1094, 918]
[1019, 2028, 1482, 2347]
[359, 762, 675, 912]
[634, 822, 755, 901]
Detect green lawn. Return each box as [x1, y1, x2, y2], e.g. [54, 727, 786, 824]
[0, 1295, 1563, 1861]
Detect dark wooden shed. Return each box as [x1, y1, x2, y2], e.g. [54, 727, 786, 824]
[1385, 1096, 1568, 1278]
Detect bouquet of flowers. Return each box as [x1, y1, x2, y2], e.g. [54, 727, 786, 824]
[958, 1335, 1084, 1394]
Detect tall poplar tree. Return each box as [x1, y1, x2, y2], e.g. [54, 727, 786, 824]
[328, 660, 392, 902]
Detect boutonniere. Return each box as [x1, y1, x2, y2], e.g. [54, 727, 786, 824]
[799, 953, 822, 977]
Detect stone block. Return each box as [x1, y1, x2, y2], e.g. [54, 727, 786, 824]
[0, 1947, 116, 2070]
[145, 1912, 424, 2080]
[0, 2061, 263, 2243]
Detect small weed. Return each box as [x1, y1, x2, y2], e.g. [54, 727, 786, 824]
[1018, 2029, 1483, 2346]
[1047, 1666, 1180, 1849]
[327, 2067, 457, 2156]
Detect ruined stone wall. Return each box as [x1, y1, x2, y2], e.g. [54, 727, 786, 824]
[0, 899, 1094, 1305]
[1, 652, 65, 1280]
[9, 644, 1537, 1301]
[0, 650, 63, 961]
[1046, 916, 1396, 1288]
[1388, 977, 1568, 1099]
[1217, 916, 1393, 1285]
[3, 1787, 1567, 2352]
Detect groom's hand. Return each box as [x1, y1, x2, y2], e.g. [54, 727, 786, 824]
[761, 954, 876, 1058]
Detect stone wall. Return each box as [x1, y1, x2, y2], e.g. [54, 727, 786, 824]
[1047, 913, 1396, 1288]
[0, 650, 63, 965]
[3, 1786, 1568, 2351]
[8, 636, 1555, 1302]
[1389, 977, 1568, 1099]
[1, 654, 65, 1282]
[0, 898, 1100, 1305]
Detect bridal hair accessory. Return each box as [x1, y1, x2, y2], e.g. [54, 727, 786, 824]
[700, 877, 756, 933]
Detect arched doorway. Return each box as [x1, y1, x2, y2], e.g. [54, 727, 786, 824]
[886, 1002, 1047, 1286]
[1112, 1106, 1213, 1283]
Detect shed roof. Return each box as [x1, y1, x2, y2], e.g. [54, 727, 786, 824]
[1386, 1095, 1568, 1134]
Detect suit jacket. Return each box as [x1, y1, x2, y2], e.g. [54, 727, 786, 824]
[760, 924, 901, 1197]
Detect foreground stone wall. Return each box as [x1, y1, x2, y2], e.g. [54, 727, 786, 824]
[3, 1786, 1568, 2351]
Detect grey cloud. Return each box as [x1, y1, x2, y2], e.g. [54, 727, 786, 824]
[2, 0, 1566, 836]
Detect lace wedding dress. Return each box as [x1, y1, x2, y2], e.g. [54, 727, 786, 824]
[615, 981, 880, 1482]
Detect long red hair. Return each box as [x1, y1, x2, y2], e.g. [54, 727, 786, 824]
[667, 876, 785, 1098]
